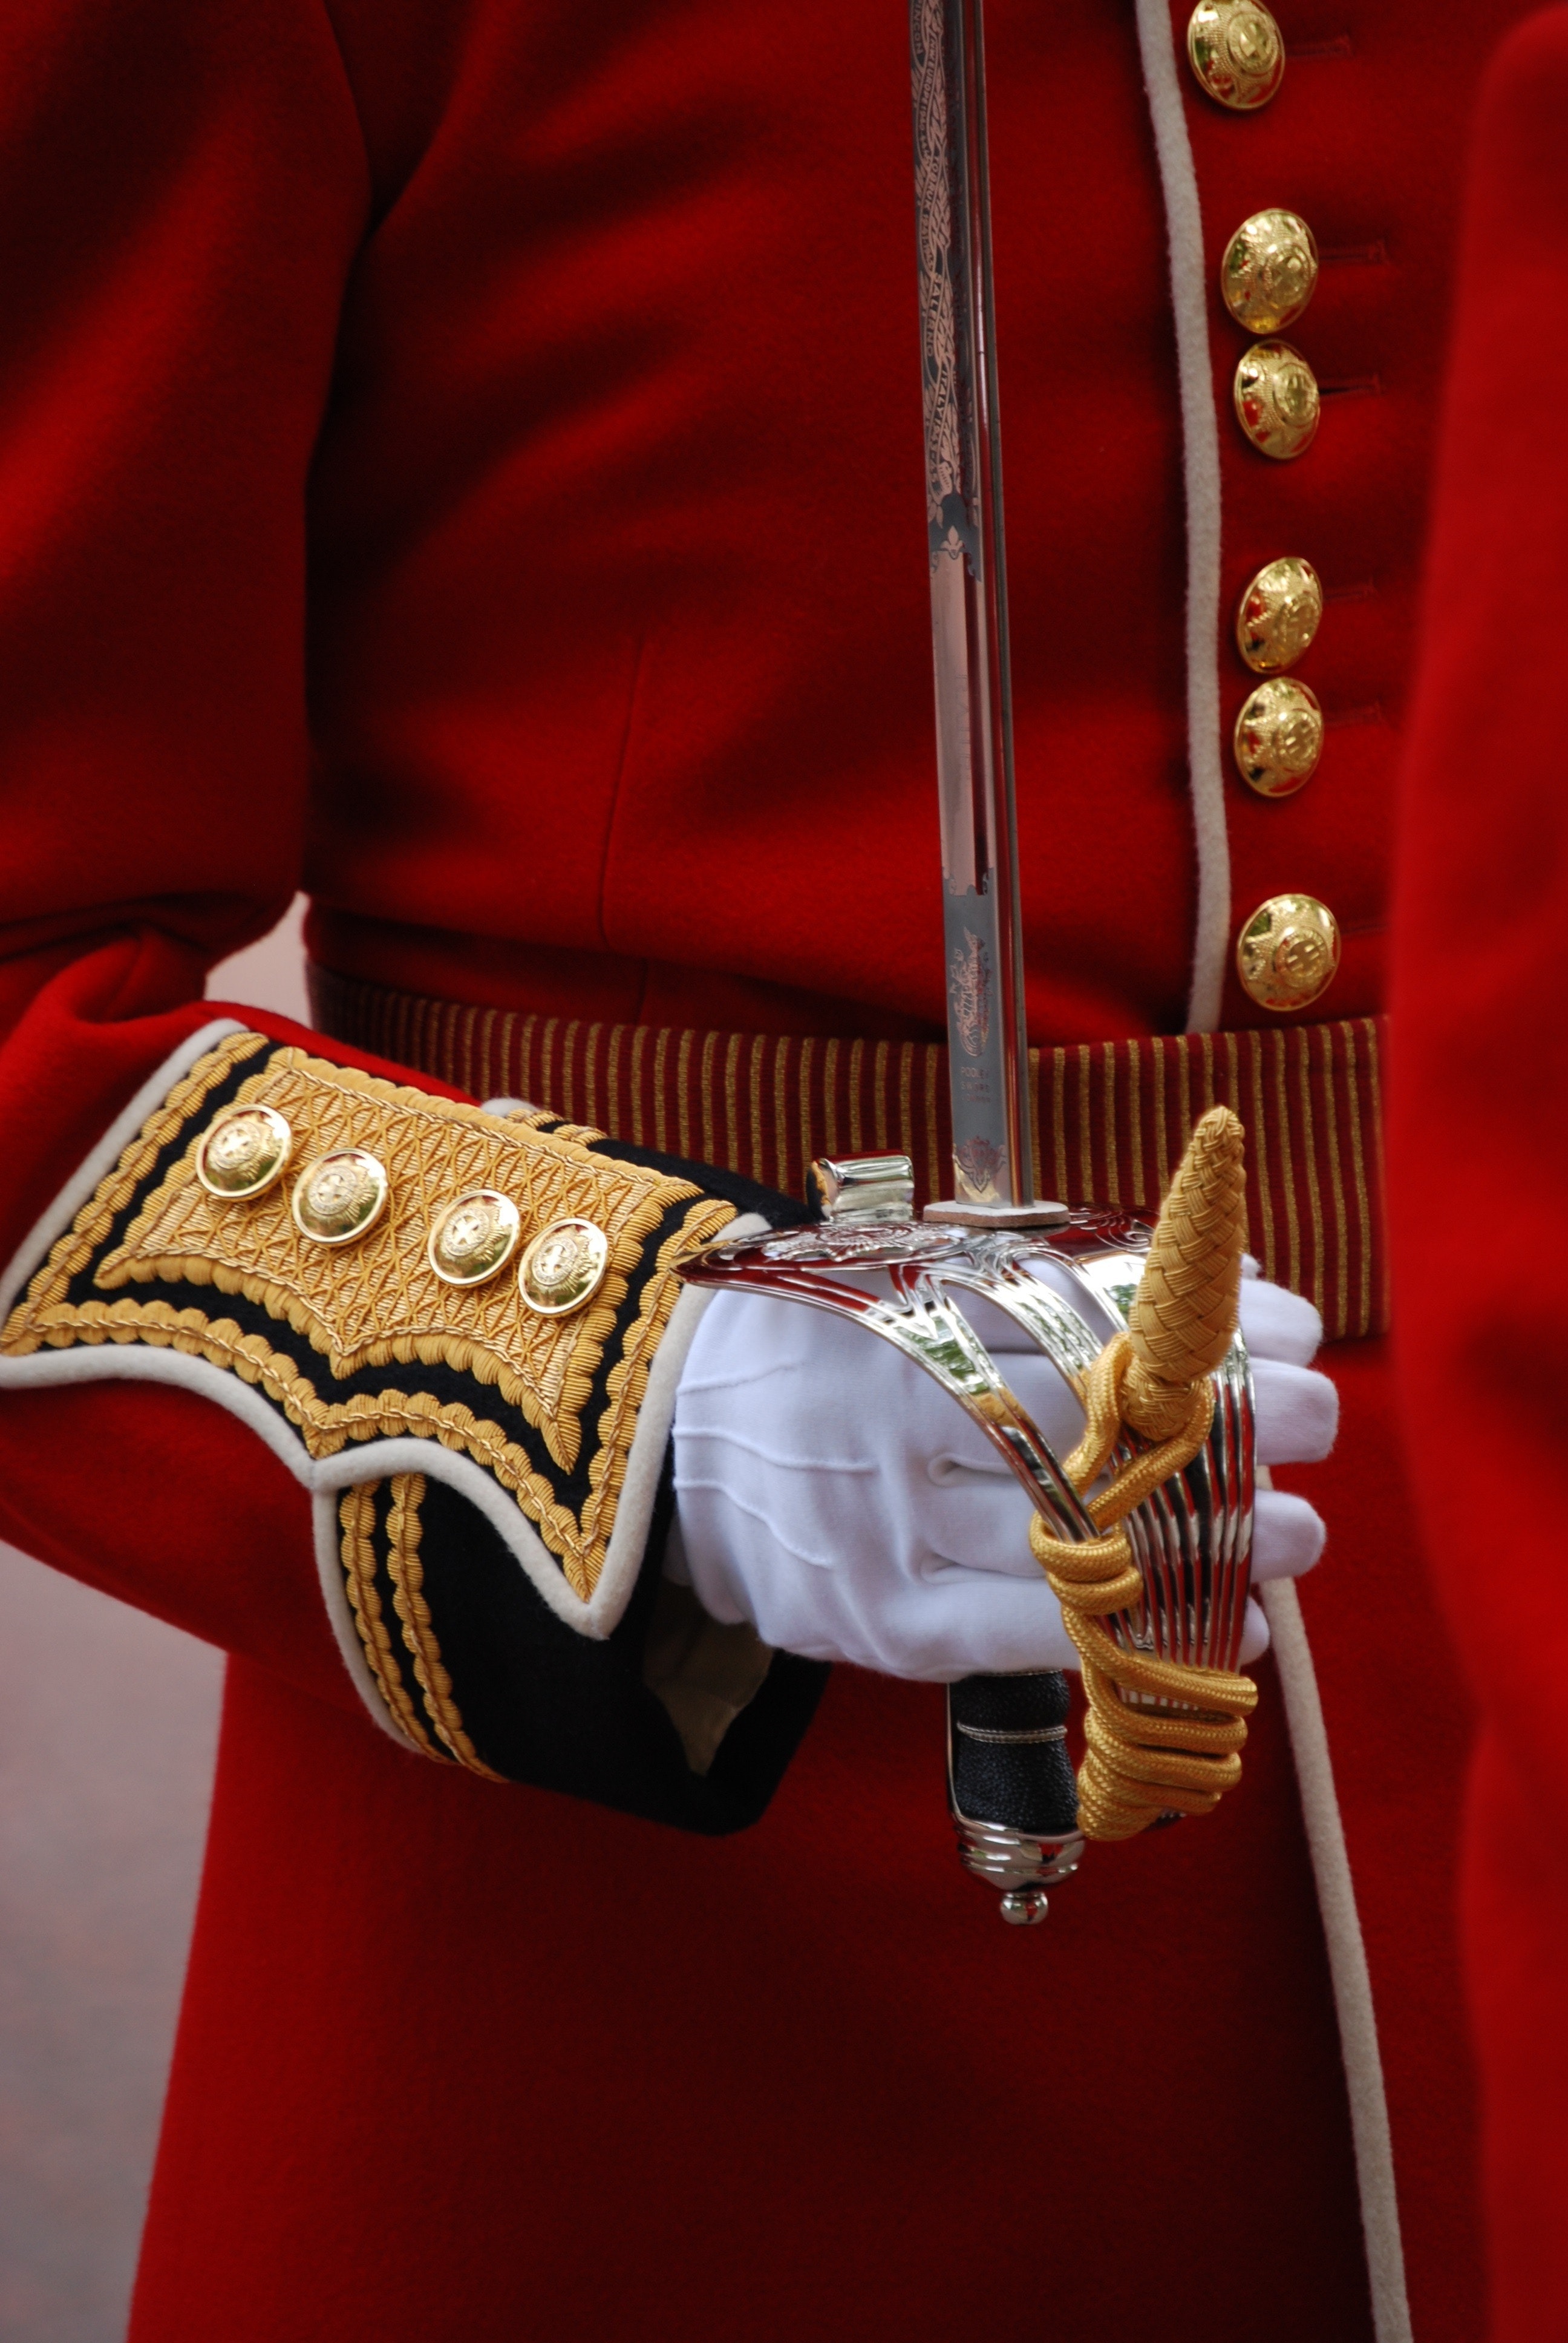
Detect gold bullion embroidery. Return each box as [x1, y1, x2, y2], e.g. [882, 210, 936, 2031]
[12, 1032, 269, 1313]
[338, 1482, 448, 1761]
[2, 1042, 736, 1601]
[97, 1050, 700, 1465]
[383, 1471, 505, 1778]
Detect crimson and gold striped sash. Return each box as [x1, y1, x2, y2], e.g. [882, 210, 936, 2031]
[310, 965, 1387, 1342]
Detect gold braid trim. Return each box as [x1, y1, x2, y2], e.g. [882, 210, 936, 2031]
[8, 1285, 699, 1601]
[586, 1201, 733, 1542]
[383, 1472, 506, 1780]
[1, 1037, 736, 1601]
[91, 1049, 707, 1479]
[1028, 1107, 1258, 1843]
[338, 1484, 448, 1761]
[491, 1103, 608, 1148]
[5, 1031, 268, 1327]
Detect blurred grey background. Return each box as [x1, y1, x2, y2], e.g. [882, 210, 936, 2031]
[0, 902, 307, 2342]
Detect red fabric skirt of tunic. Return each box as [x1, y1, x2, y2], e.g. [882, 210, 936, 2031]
[0, 1300, 1457, 2341]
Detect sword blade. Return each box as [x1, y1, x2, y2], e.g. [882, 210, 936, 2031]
[912, 0, 1033, 1211]
[912, 0, 1073, 1925]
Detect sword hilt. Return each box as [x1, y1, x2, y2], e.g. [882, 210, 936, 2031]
[909, 0, 1090, 1922]
[808, 1155, 1083, 1923]
[947, 1670, 1083, 1925]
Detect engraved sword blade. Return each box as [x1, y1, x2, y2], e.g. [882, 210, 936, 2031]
[912, 0, 1033, 1210]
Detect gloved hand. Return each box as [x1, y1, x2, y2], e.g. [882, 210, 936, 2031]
[669, 1259, 1336, 1680]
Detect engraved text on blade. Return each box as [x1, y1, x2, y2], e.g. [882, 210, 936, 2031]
[913, 0, 968, 552]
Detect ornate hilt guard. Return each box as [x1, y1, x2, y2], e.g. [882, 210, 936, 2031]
[677, 1124, 1256, 1924]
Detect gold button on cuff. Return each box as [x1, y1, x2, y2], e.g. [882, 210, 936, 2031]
[1236, 556, 1323, 674]
[194, 1104, 293, 1202]
[1236, 894, 1341, 1013]
[1234, 677, 1325, 798]
[427, 1190, 523, 1288]
[1186, 0, 1286, 108]
[1221, 210, 1318, 334]
[1234, 340, 1321, 460]
[518, 1217, 610, 1319]
[291, 1149, 390, 1247]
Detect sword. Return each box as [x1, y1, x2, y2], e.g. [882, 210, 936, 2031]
[677, 0, 1255, 1923]
[911, 0, 1053, 1229]
[908, 0, 1085, 1915]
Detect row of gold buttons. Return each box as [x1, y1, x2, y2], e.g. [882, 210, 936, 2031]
[1189, 0, 1341, 1017]
[192, 1105, 610, 1319]
[1229, 212, 1323, 802]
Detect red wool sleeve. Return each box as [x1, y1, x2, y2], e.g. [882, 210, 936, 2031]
[0, 0, 367, 1688]
[1390, 13, 1568, 2337]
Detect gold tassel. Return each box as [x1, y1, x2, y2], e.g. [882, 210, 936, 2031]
[1122, 1104, 1247, 1440]
[1030, 1107, 1258, 1842]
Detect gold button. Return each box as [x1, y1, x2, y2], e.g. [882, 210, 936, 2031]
[1236, 894, 1341, 1013]
[291, 1149, 390, 1246]
[1236, 557, 1322, 674]
[1234, 678, 1324, 798]
[1221, 210, 1318, 334]
[1186, 0, 1286, 108]
[518, 1217, 610, 1318]
[1234, 340, 1321, 460]
[427, 1190, 523, 1288]
[194, 1104, 293, 1201]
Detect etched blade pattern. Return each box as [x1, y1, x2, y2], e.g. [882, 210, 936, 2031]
[910, 0, 1033, 1208]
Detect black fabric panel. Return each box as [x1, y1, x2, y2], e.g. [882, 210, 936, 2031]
[413, 1469, 829, 1833]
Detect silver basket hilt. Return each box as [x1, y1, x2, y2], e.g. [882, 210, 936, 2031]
[676, 1154, 1255, 1924]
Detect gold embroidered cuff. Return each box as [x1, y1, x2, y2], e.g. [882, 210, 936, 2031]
[1, 1031, 737, 1611]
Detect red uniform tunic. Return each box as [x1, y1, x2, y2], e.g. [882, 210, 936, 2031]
[0, 0, 1527, 2333]
[1394, 16, 1568, 2339]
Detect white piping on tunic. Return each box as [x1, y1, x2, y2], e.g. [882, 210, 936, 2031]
[1134, 15, 1415, 2322]
[1261, 1581, 1414, 2343]
[1133, 0, 1231, 1035]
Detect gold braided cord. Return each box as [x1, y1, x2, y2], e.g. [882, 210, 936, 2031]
[337, 1483, 449, 1761]
[1029, 1107, 1257, 1843]
[383, 1472, 506, 1780]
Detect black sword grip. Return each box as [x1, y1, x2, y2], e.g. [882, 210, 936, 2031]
[946, 1668, 1078, 1838]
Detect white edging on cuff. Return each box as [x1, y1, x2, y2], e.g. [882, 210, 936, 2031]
[1134, 0, 1230, 1038]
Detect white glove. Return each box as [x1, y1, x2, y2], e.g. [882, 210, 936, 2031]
[670, 1258, 1336, 1681]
